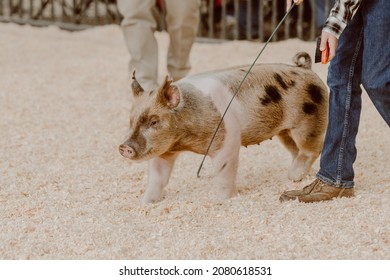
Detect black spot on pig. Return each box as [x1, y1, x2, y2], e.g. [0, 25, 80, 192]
[260, 96, 270, 105]
[274, 73, 288, 90]
[308, 132, 318, 138]
[260, 85, 282, 106]
[307, 84, 324, 104]
[302, 102, 317, 115]
[274, 73, 295, 90]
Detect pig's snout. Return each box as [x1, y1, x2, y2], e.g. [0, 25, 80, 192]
[119, 144, 136, 159]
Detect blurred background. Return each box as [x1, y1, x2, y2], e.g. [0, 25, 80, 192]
[0, 0, 334, 42]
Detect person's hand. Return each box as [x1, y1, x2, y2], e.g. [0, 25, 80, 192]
[320, 31, 338, 62]
[286, 0, 304, 10]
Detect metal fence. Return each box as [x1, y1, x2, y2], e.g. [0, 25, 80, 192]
[0, 0, 333, 41]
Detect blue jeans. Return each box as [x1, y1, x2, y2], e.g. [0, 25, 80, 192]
[317, 0, 390, 188]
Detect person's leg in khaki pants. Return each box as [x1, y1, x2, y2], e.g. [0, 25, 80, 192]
[165, 0, 200, 81]
[117, 0, 158, 91]
[117, 0, 200, 90]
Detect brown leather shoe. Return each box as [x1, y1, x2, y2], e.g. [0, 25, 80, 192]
[279, 178, 354, 203]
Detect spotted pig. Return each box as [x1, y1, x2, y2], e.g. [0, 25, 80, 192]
[119, 52, 328, 203]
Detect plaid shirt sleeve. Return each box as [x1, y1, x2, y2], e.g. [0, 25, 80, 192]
[323, 0, 362, 38]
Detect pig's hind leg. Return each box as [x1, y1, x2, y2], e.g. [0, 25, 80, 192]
[277, 129, 299, 159]
[281, 126, 322, 182]
[143, 153, 178, 203]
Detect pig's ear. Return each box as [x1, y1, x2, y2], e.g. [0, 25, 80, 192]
[131, 70, 144, 97]
[158, 75, 180, 109]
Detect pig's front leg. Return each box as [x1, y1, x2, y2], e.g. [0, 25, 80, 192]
[211, 123, 241, 199]
[143, 153, 178, 203]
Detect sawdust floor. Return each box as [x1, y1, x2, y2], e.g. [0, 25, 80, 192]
[1, 23, 389, 259]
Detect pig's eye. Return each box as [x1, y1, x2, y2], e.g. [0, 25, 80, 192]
[149, 116, 160, 128]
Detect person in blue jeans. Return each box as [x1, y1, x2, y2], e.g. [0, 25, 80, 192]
[281, 0, 390, 202]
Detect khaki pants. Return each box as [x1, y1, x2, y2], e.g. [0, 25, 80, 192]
[117, 0, 200, 90]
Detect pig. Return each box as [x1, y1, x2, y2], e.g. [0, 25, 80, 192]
[119, 52, 328, 203]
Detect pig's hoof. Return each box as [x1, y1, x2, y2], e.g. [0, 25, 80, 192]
[288, 171, 306, 182]
[288, 164, 311, 182]
[141, 193, 162, 204]
[219, 187, 237, 199]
